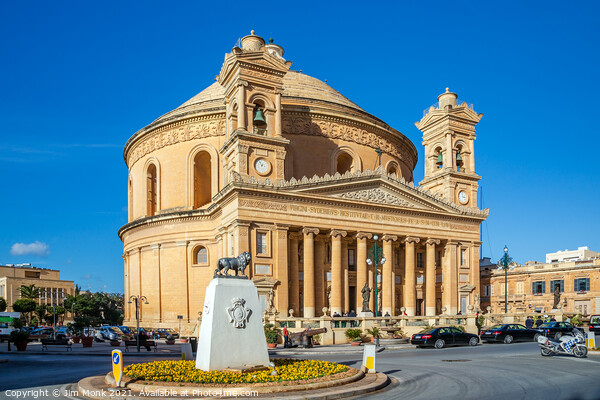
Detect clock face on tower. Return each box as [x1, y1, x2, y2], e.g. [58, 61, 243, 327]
[254, 158, 271, 175]
[458, 190, 468, 204]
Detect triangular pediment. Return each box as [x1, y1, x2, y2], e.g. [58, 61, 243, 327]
[291, 174, 459, 214]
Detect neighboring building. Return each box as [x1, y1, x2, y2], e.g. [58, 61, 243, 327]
[546, 246, 598, 264]
[0, 264, 75, 312]
[480, 253, 600, 316]
[119, 31, 488, 330]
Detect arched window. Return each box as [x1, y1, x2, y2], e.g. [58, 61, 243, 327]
[434, 147, 443, 170]
[195, 246, 208, 265]
[336, 152, 354, 174]
[194, 151, 212, 208]
[146, 164, 157, 216]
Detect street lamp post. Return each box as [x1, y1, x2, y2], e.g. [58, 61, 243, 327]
[498, 246, 513, 314]
[128, 295, 148, 352]
[366, 234, 386, 346]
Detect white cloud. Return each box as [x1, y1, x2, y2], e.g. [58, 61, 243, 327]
[10, 241, 50, 257]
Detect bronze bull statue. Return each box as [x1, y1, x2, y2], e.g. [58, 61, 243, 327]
[214, 251, 251, 278]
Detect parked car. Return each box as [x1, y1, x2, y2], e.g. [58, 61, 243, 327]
[535, 321, 578, 339]
[55, 326, 69, 339]
[480, 324, 540, 344]
[156, 328, 179, 339]
[97, 326, 124, 340]
[411, 327, 479, 349]
[587, 315, 600, 334]
[118, 326, 133, 337]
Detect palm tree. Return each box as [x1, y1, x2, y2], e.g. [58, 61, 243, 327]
[18, 284, 41, 300]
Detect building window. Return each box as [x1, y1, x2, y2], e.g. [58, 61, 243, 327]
[516, 282, 524, 295]
[532, 281, 545, 294]
[348, 249, 356, 271]
[417, 252, 424, 268]
[490, 286, 494, 296]
[500, 283, 506, 296]
[257, 232, 267, 255]
[325, 243, 331, 264]
[460, 249, 467, 266]
[550, 280, 564, 293]
[336, 152, 354, 174]
[436, 250, 442, 267]
[146, 163, 157, 216]
[195, 246, 208, 265]
[574, 278, 590, 292]
[193, 151, 212, 208]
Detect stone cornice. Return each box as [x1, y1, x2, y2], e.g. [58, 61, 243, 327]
[229, 166, 488, 218]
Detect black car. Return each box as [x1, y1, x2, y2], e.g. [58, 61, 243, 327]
[480, 324, 540, 344]
[536, 321, 578, 339]
[589, 315, 600, 334]
[411, 327, 479, 349]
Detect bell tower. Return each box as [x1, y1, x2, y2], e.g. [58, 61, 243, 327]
[416, 88, 483, 208]
[218, 31, 292, 182]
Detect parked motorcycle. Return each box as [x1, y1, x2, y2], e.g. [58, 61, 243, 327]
[537, 327, 587, 358]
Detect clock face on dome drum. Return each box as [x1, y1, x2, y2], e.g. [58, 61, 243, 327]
[254, 158, 271, 175]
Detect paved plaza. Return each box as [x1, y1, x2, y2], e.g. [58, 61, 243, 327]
[1, 342, 599, 399]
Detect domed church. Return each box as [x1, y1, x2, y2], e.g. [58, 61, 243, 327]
[119, 31, 488, 330]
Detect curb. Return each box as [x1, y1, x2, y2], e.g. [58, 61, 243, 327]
[77, 370, 390, 399]
[0, 351, 180, 357]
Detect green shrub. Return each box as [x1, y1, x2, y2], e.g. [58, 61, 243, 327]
[345, 328, 363, 341]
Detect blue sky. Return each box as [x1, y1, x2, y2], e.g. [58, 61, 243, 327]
[1, 1, 598, 293]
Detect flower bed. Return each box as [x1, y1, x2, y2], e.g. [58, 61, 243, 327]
[124, 359, 348, 384]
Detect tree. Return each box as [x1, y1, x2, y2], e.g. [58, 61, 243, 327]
[12, 299, 37, 325]
[63, 290, 124, 326]
[34, 304, 48, 324]
[0, 297, 6, 312]
[18, 284, 41, 300]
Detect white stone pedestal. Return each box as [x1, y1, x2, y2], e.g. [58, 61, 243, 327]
[359, 311, 374, 317]
[195, 278, 269, 371]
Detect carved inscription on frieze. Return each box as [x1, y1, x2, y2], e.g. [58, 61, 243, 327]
[282, 116, 408, 161]
[128, 117, 226, 166]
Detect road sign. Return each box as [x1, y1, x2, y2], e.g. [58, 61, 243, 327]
[112, 349, 124, 387]
[586, 332, 596, 348]
[362, 344, 376, 373]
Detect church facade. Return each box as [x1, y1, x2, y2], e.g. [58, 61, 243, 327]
[119, 31, 488, 329]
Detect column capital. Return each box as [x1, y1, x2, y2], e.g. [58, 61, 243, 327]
[288, 232, 303, 240]
[425, 238, 441, 246]
[315, 234, 329, 243]
[470, 240, 483, 247]
[330, 230, 347, 238]
[404, 236, 421, 244]
[302, 227, 320, 236]
[382, 234, 398, 242]
[355, 232, 373, 240]
[237, 79, 249, 87]
[274, 223, 290, 231]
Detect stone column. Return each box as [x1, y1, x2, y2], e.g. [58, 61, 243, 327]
[330, 230, 346, 315]
[404, 237, 420, 316]
[443, 241, 459, 314]
[471, 242, 482, 308]
[275, 225, 289, 317]
[425, 238, 440, 316]
[315, 235, 326, 315]
[288, 233, 302, 316]
[302, 228, 319, 318]
[275, 90, 283, 137]
[237, 81, 247, 130]
[355, 232, 372, 313]
[382, 235, 397, 315]
[342, 238, 350, 313]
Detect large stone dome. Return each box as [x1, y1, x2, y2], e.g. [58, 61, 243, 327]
[147, 71, 365, 127]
